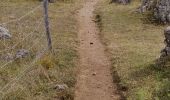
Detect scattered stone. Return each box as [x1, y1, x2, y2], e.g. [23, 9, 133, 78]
[111, 0, 130, 5]
[0, 27, 12, 39]
[92, 72, 96, 76]
[4, 53, 14, 61]
[1, 53, 14, 61]
[139, 0, 170, 23]
[54, 84, 68, 91]
[39, 0, 55, 3]
[90, 42, 94, 45]
[15, 49, 29, 59]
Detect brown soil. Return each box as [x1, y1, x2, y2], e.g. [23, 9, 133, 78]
[74, 0, 120, 100]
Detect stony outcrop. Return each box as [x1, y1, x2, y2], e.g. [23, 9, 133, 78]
[154, 0, 170, 23]
[139, 0, 170, 23]
[139, 0, 155, 12]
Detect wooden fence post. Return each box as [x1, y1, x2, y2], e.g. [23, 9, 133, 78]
[43, 0, 52, 50]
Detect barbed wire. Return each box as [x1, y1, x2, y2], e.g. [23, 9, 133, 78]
[0, 4, 42, 26]
[0, 31, 47, 71]
[0, 2, 43, 51]
[0, 2, 46, 69]
[0, 9, 45, 71]
[0, 18, 44, 53]
[0, 1, 51, 99]
[0, 47, 47, 97]
[13, 86, 26, 99]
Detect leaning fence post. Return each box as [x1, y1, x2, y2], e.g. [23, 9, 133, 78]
[43, 0, 52, 50]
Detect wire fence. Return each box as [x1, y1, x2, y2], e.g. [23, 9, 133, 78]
[0, 0, 52, 99]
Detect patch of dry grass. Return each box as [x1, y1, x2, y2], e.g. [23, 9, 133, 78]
[95, 0, 169, 99]
[0, 0, 81, 99]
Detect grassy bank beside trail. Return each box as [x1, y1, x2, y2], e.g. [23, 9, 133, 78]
[0, 0, 81, 100]
[95, 0, 170, 99]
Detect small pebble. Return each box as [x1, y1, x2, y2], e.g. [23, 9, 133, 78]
[90, 42, 93, 45]
[92, 72, 96, 76]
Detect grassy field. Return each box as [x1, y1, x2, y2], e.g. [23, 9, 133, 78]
[95, 0, 170, 99]
[0, 0, 81, 99]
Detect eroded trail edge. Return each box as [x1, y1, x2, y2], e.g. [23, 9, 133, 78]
[75, 0, 120, 100]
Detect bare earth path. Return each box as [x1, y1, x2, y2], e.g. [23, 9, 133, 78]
[75, 0, 120, 100]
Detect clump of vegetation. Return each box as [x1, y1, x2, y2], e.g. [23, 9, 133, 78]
[153, 56, 170, 99]
[154, 81, 170, 99]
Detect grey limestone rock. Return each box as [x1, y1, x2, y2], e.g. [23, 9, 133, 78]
[0, 27, 12, 39]
[15, 49, 29, 59]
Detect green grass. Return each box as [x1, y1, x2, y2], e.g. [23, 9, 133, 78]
[95, 0, 169, 99]
[0, 0, 80, 99]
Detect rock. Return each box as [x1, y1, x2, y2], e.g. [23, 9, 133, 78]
[90, 42, 94, 45]
[54, 84, 68, 91]
[0, 27, 12, 39]
[4, 53, 14, 61]
[39, 0, 55, 3]
[139, 0, 155, 13]
[167, 14, 170, 21]
[154, 0, 170, 23]
[15, 49, 29, 59]
[160, 26, 170, 58]
[164, 26, 170, 34]
[164, 27, 170, 39]
[139, 0, 170, 23]
[1, 53, 14, 61]
[92, 72, 96, 76]
[111, 0, 130, 4]
[165, 47, 170, 55]
[164, 27, 170, 46]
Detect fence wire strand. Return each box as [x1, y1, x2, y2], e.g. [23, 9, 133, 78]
[0, 1, 50, 98]
[0, 48, 47, 95]
[0, 4, 42, 26]
[0, 18, 44, 53]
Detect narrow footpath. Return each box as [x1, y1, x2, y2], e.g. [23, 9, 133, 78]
[75, 0, 120, 100]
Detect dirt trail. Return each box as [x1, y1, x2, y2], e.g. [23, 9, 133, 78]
[75, 0, 120, 100]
